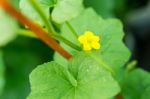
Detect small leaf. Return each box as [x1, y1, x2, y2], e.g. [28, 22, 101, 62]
[51, 0, 84, 23]
[122, 68, 150, 99]
[19, 0, 56, 25]
[54, 8, 131, 72]
[0, 9, 17, 46]
[28, 52, 120, 99]
[19, 0, 83, 24]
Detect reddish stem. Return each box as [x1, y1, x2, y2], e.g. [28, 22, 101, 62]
[0, 0, 72, 59]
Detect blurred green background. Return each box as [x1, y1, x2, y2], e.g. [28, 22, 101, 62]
[0, 0, 150, 99]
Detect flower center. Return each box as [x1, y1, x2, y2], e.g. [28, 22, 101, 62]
[87, 39, 93, 44]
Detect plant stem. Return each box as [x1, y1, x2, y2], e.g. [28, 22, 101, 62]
[0, 0, 72, 59]
[66, 21, 78, 38]
[17, 29, 37, 38]
[29, 0, 81, 51]
[53, 33, 81, 50]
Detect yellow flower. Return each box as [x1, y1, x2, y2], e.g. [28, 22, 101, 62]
[78, 31, 101, 51]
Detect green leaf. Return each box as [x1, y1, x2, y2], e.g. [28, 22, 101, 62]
[0, 50, 5, 95]
[54, 8, 131, 72]
[19, 0, 56, 25]
[51, 0, 84, 23]
[122, 69, 150, 99]
[28, 52, 120, 99]
[0, 9, 17, 47]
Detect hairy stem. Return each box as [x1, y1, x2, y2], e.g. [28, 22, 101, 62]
[66, 21, 78, 38]
[0, 0, 72, 59]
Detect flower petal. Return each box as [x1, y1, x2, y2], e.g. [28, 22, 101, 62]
[92, 36, 100, 42]
[84, 31, 94, 39]
[91, 42, 101, 49]
[78, 35, 87, 44]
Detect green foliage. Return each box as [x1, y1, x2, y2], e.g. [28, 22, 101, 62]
[84, 0, 114, 18]
[84, 0, 127, 18]
[0, 9, 17, 47]
[28, 52, 120, 99]
[1, 52, 38, 99]
[0, 37, 53, 99]
[113, 0, 126, 16]
[54, 8, 130, 72]
[122, 69, 150, 99]
[0, 50, 4, 95]
[19, 0, 83, 24]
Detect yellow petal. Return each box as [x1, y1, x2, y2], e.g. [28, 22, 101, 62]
[84, 31, 94, 39]
[78, 35, 87, 44]
[91, 42, 101, 49]
[83, 43, 92, 51]
[92, 36, 100, 42]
